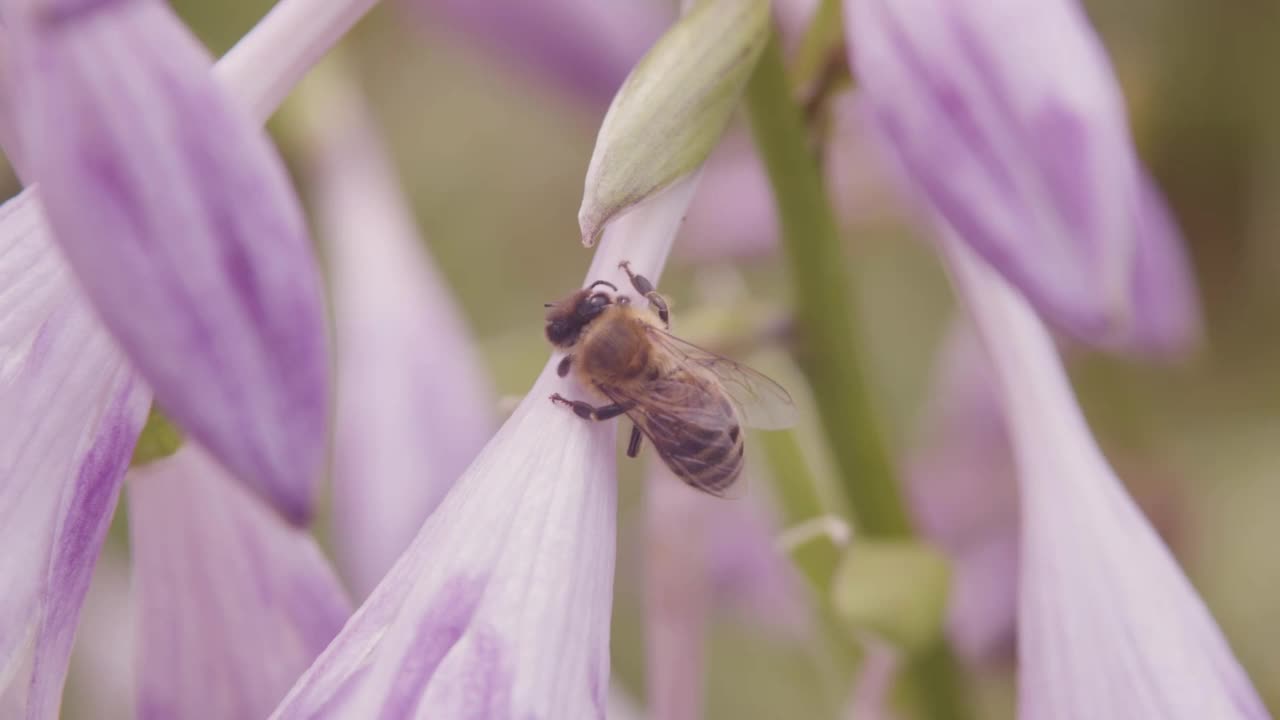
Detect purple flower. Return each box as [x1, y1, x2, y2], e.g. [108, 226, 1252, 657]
[0, 189, 151, 719]
[906, 321, 1019, 664]
[271, 177, 703, 719]
[128, 444, 352, 720]
[847, 0, 1201, 354]
[8, 0, 330, 522]
[295, 65, 496, 600]
[1, 0, 381, 714]
[941, 236, 1267, 719]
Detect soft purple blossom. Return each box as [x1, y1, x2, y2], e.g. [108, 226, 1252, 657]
[941, 236, 1267, 719]
[128, 444, 352, 720]
[8, 0, 330, 522]
[271, 177, 702, 719]
[847, 0, 1200, 354]
[0, 189, 151, 719]
[297, 66, 496, 599]
[906, 321, 1018, 663]
[407, 0, 671, 105]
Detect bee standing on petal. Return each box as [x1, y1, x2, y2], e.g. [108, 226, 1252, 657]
[545, 261, 796, 497]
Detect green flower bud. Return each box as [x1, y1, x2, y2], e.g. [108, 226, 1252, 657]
[578, 0, 771, 246]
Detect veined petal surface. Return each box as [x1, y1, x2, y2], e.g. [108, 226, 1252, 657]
[0, 189, 150, 720]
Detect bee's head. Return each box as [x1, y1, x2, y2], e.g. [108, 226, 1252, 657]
[544, 282, 616, 348]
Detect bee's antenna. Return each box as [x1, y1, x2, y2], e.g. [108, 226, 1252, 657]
[543, 302, 555, 308]
[587, 280, 618, 292]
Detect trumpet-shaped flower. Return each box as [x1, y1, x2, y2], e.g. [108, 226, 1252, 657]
[272, 178, 700, 719]
[0, 0, 382, 714]
[128, 444, 352, 720]
[295, 65, 496, 599]
[8, 0, 330, 522]
[942, 236, 1268, 719]
[847, 0, 1200, 354]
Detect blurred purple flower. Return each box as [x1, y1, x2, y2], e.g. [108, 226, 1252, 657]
[128, 444, 352, 720]
[942, 237, 1267, 719]
[406, 0, 671, 105]
[848, 0, 1201, 354]
[271, 178, 702, 719]
[8, 0, 329, 522]
[0, 190, 151, 720]
[645, 465, 808, 719]
[906, 321, 1019, 664]
[297, 65, 496, 600]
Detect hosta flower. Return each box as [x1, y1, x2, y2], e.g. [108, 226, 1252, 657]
[296, 64, 495, 599]
[128, 444, 352, 719]
[0, 0, 379, 714]
[942, 238, 1268, 719]
[272, 5, 768, 713]
[272, 179, 700, 718]
[846, 0, 1265, 713]
[8, 0, 329, 522]
[848, 0, 1200, 354]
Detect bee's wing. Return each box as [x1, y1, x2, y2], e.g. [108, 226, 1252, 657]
[597, 379, 744, 498]
[644, 326, 798, 430]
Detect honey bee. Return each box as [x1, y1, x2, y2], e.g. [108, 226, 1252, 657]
[544, 261, 796, 496]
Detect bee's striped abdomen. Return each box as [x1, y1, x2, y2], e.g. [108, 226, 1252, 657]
[647, 403, 745, 496]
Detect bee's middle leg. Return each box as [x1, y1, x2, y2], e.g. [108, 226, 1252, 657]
[619, 261, 669, 327]
[626, 425, 644, 458]
[550, 393, 630, 421]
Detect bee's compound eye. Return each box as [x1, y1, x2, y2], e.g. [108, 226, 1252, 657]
[588, 293, 611, 307]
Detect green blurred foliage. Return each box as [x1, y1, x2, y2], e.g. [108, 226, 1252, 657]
[49, 0, 1280, 718]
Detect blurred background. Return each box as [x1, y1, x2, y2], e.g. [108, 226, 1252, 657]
[18, 0, 1278, 718]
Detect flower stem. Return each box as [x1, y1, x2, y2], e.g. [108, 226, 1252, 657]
[744, 32, 972, 720]
[743, 34, 906, 538]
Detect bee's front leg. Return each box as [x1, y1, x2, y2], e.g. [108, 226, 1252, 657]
[626, 425, 644, 457]
[618, 261, 669, 328]
[549, 393, 631, 421]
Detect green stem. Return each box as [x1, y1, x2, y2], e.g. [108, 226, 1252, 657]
[744, 33, 972, 720]
[744, 34, 907, 537]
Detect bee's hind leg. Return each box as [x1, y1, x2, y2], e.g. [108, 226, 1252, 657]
[550, 393, 631, 421]
[626, 425, 644, 458]
[618, 261, 669, 328]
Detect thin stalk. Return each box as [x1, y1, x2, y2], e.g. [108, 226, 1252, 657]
[744, 32, 972, 720]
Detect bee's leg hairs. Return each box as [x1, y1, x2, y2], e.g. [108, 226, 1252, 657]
[618, 261, 670, 328]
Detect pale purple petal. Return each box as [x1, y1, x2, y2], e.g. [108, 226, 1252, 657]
[1127, 176, 1202, 356]
[845, 644, 901, 720]
[272, 177, 701, 719]
[9, 1, 329, 523]
[941, 235, 1268, 719]
[127, 444, 352, 720]
[0, 189, 151, 719]
[848, 0, 1195, 352]
[906, 321, 1018, 663]
[298, 68, 496, 599]
[406, 0, 671, 105]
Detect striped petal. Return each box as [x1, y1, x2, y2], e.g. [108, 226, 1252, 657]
[9, 0, 329, 523]
[128, 444, 352, 720]
[848, 0, 1198, 354]
[0, 189, 150, 720]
